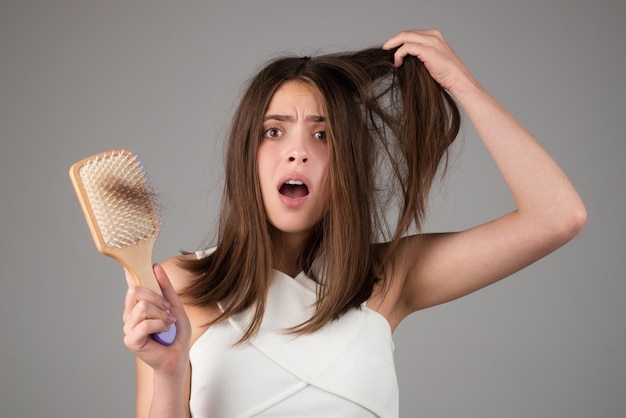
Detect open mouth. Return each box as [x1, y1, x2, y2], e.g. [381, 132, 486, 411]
[279, 179, 309, 198]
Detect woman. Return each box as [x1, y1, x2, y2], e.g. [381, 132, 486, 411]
[122, 29, 586, 417]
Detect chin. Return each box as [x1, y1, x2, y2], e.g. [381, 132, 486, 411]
[268, 216, 321, 237]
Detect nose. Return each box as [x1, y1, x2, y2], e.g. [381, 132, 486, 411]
[288, 152, 308, 164]
[286, 132, 309, 164]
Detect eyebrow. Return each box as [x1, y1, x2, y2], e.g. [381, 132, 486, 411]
[263, 114, 326, 123]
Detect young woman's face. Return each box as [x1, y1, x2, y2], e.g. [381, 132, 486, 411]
[257, 80, 330, 240]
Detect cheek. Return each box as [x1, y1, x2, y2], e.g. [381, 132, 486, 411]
[318, 163, 331, 210]
[256, 144, 267, 170]
[256, 142, 274, 174]
[313, 143, 330, 174]
[256, 148, 273, 198]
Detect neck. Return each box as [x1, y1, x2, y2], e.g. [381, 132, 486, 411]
[270, 228, 308, 278]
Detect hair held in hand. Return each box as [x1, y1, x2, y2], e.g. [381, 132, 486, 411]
[181, 46, 461, 342]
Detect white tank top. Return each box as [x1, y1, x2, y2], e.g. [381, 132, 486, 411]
[189, 252, 399, 417]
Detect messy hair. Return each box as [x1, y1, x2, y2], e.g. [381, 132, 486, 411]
[180, 46, 460, 341]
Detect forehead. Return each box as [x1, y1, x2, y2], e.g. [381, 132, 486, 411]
[265, 80, 325, 115]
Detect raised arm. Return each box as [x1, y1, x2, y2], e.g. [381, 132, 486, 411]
[381, 30, 587, 323]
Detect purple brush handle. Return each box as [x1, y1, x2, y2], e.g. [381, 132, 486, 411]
[152, 321, 177, 346]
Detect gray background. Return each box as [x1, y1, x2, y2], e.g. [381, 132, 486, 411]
[1, 0, 624, 417]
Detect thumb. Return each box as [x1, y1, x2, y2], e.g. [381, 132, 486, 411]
[152, 263, 180, 309]
[152, 262, 190, 339]
[153, 263, 172, 293]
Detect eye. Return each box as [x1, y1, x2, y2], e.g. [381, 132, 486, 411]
[313, 130, 327, 141]
[264, 127, 282, 138]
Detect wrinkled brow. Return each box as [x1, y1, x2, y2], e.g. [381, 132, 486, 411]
[263, 114, 326, 123]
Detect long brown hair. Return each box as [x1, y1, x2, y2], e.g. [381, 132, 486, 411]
[180, 47, 460, 341]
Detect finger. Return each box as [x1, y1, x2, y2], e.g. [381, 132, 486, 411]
[382, 29, 427, 50]
[383, 29, 449, 67]
[383, 29, 443, 48]
[125, 314, 176, 340]
[123, 282, 173, 325]
[384, 35, 427, 66]
[153, 263, 171, 290]
[126, 284, 170, 311]
[153, 263, 180, 312]
[123, 327, 150, 352]
[124, 319, 170, 352]
[382, 30, 412, 50]
[153, 263, 191, 340]
[123, 298, 175, 336]
[389, 42, 430, 67]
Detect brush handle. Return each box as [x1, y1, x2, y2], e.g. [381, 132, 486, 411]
[108, 239, 178, 346]
[132, 266, 178, 346]
[153, 317, 177, 346]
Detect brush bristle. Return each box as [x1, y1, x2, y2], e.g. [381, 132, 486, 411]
[78, 150, 159, 248]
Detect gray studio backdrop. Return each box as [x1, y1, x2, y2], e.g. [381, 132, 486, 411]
[1, 1, 624, 417]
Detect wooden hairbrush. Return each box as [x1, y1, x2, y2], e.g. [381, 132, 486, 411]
[69, 149, 176, 345]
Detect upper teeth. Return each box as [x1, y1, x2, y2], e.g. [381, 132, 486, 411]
[285, 180, 304, 185]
